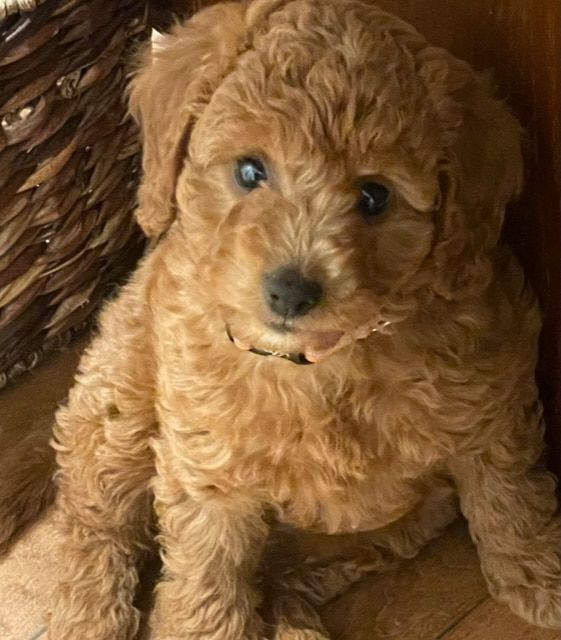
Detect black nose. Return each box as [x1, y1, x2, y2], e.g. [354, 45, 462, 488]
[263, 266, 323, 319]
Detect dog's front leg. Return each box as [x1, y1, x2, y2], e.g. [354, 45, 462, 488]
[449, 424, 561, 629]
[47, 399, 154, 640]
[151, 471, 269, 640]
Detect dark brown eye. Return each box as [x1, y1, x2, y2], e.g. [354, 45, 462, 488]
[358, 182, 389, 219]
[235, 157, 267, 190]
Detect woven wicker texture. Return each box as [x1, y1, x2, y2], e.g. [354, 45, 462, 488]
[0, 0, 147, 388]
[0, 0, 42, 21]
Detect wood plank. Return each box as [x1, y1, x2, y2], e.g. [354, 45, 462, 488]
[1, 337, 85, 438]
[441, 597, 560, 640]
[321, 520, 488, 640]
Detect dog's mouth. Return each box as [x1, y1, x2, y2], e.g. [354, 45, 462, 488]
[226, 327, 313, 365]
[226, 318, 392, 365]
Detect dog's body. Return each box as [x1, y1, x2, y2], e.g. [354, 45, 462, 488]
[2, 1, 560, 638]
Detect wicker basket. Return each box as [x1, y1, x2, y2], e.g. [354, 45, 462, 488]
[0, 0, 147, 388]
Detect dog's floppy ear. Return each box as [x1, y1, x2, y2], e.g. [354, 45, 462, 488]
[423, 53, 523, 299]
[129, 2, 247, 237]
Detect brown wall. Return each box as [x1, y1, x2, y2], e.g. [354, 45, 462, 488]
[151, 0, 561, 476]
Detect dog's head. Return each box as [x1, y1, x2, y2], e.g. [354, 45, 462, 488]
[130, 0, 522, 362]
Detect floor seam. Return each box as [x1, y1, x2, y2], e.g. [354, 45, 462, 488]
[433, 595, 490, 640]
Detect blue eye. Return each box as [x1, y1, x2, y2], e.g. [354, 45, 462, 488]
[235, 157, 267, 190]
[358, 182, 390, 219]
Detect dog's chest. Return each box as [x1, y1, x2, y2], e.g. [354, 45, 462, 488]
[173, 363, 432, 535]
[262, 425, 423, 534]
[219, 397, 424, 535]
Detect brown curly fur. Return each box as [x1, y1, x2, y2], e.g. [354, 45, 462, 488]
[3, 1, 560, 638]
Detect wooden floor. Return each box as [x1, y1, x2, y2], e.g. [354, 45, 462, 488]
[0, 337, 558, 640]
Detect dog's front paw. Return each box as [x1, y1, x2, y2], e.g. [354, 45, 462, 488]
[482, 549, 561, 629]
[274, 625, 330, 640]
[45, 585, 140, 640]
[150, 630, 265, 640]
[150, 603, 265, 640]
[494, 582, 561, 629]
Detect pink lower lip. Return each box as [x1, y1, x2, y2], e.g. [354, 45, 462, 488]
[232, 335, 251, 350]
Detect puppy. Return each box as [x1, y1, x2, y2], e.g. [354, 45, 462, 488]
[7, 0, 561, 638]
